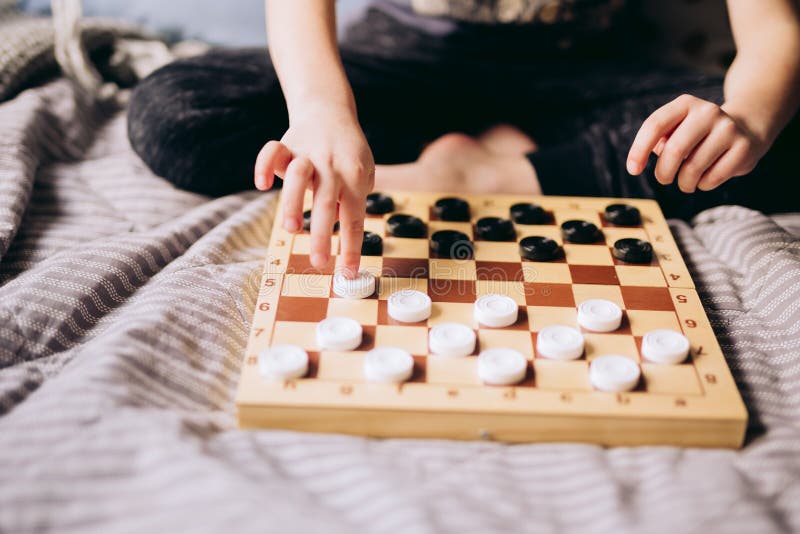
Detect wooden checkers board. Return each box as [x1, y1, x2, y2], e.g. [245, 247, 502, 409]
[236, 191, 747, 448]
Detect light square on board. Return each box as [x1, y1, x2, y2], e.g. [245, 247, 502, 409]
[364, 217, 385, 235]
[316, 352, 365, 381]
[426, 356, 480, 385]
[271, 321, 320, 351]
[601, 227, 649, 244]
[563, 244, 614, 266]
[383, 237, 430, 259]
[555, 210, 602, 227]
[392, 203, 430, 222]
[514, 225, 561, 241]
[527, 306, 578, 331]
[571, 284, 624, 309]
[615, 265, 666, 287]
[641, 364, 703, 395]
[473, 241, 519, 262]
[429, 258, 477, 280]
[375, 325, 429, 355]
[290, 234, 339, 256]
[533, 360, 592, 391]
[378, 276, 428, 299]
[327, 298, 379, 325]
[429, 220, 474, 239]
[335, 255, 382, 277]
[428, 302, 476, 328]
[478, 329, 535, 358]
[281, 273, 333, 298]
[476, 280, 527, 306]
[583, 333, 639, 362]
[471, 203, 512, 220]
[626, 309, 681, 336]
[521, 262, 571, 284]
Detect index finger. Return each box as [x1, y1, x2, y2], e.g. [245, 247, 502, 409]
[627, 97, 691, 175]
[338, 187, 366, 278]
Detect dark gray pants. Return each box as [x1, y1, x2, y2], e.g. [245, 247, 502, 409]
[127, 8, 797, 219]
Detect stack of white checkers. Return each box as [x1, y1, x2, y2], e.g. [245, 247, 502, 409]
[260, 281, 692, 392]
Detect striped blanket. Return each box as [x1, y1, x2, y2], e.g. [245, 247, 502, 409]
[1, 78, 799, 533]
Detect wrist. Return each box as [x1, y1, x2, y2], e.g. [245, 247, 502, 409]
[286, 86, 356, 122]
[721, 99, 778, 148]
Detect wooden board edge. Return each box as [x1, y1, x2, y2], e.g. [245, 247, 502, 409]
[238, 404, 747, 449]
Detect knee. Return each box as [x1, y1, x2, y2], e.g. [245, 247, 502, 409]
[127, 57, 253, 196]
[127, 62, 202, 191]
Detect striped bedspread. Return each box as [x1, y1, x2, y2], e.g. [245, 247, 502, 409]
[1, 79, 799, 534]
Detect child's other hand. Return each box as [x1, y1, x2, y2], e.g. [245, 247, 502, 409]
[626, 94, 767, 193]
[254, 103, 375, 276]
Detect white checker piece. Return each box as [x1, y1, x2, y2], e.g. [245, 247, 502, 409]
[642, 329, 690, 364]
[429, 322, 476, 357]
[364, 347, 415, 383]
[259, 344, 309, 381]
[333, 270, 376, 299]
[477, 348, 528, 386]
[388, 290, 432, 322]
[316, 317, 363, 351]
[577, 299, 623, 332]
[474, 294, 518, 328]
[536, 325, 585, 360]
[590, 355, 641, 392]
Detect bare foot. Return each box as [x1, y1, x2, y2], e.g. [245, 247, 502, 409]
[375, 133, 542, 195]
[477, 124, 538, 156]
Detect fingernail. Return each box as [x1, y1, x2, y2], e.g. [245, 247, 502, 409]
[626, 159, 639, 175]
[283, 217, 300, 232]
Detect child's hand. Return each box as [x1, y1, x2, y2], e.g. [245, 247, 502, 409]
[626, 94, 767, 193]
[254, 103, 375, 276]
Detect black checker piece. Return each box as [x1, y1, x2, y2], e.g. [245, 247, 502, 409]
[612, 238, 653, 263]
[431, 230, 474, 259]
[519, 236, 561, 261]
[475, 217, 515, 241]
[510, 202, 548, 225]
[561, 220, 601, 244]
[366, 192, 395, 215]
[604, 203, 641, 226]
[433, 197, 471, 222]
[386, 214, 427, 238]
